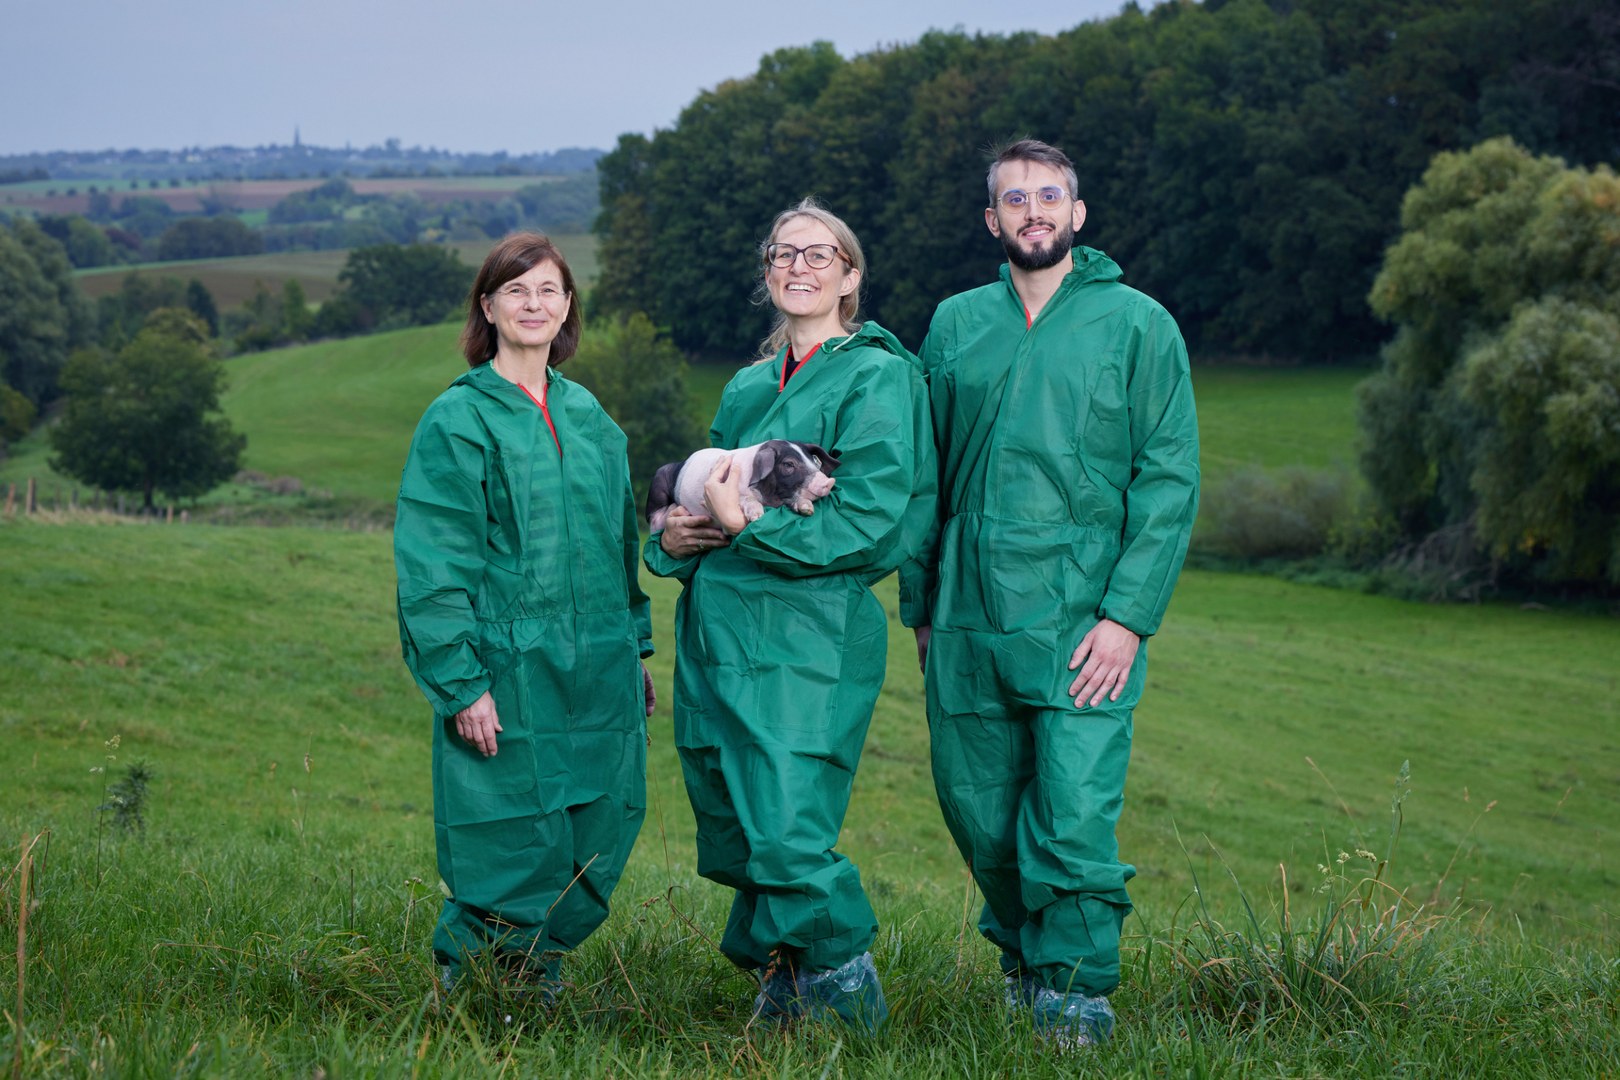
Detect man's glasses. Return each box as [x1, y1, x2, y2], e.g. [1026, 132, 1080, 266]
[765, 243, 851, 270]
[994, 187, 1070, 211]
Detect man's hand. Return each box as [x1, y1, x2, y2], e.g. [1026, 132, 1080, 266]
[913, 624, 932, 673]
[1066, 618, 1140, 709]
[659, 505, 729, 557]
[641, 661, 657, 718]
[702, 455, 749, 536]
[454, 691, 502, 757]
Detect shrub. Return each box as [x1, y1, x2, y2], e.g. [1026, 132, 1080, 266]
[0, 377, 36, 447]
[1195, 465, 1357, 560]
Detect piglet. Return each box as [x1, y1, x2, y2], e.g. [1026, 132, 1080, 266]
[646, 440, 840, 532]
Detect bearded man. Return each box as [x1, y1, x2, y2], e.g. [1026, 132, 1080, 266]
[900, 138, 1200, 1049]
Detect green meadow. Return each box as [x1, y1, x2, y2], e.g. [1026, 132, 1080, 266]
[3, 328, 1617, 1074]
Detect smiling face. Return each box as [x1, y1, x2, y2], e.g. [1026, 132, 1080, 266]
[765, 216, 860, 329]
[479, 259, 572, 357]
[985, 158, 1087, 272]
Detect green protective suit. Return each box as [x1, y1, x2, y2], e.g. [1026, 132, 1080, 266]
[645, 321, 937, 976]
[902, 249, 1199, 998]
[395, 361, 653, 980]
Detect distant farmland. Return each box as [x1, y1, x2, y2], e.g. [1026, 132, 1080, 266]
[73, 234, 600, 309]
[1, 174, 561, 216]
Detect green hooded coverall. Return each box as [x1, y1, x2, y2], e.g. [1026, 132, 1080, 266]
[396, 361, 653, 981]
[901, 249, 1199, 998]
[645, 321, 936, 978]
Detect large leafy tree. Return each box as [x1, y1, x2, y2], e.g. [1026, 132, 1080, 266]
[1359, 137, 1620, 585]
[49, 310, 246, 510]
[0, 219, 94, 406]
[566, 313, 704, 507]
[337, 243, 473, 330]
[594, 43, 844, 356]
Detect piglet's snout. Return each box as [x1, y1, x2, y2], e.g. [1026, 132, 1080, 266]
[807, 473, 836, 498]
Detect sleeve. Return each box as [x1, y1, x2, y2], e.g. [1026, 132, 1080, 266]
[730, 353, 918, 578]
[898, 322, 946, 627]
[394, 403, 494, 719]
[1098, 305, 1201, 637]
[620, 457, 655, 658]
[642, 530, 698, 582]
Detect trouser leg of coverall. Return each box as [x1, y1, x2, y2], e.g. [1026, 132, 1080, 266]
[433, 735, 646, 983]
[675, 723, 878, 974]
[930, 668, 1135, 997]
[671, 580, 886, 978]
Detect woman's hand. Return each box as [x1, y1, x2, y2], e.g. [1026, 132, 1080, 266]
[641, 661, 657, 718]
[913, 624, 932, 673]
[702, 455, 749, 536]
[659, 505, 730, 557]
[454, 691, 502, 757]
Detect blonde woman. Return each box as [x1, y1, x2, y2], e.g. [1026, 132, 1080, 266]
[645, 199, 936, 1032]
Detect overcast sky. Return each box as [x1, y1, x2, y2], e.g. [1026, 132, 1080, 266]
[3, 0, 1140, 156]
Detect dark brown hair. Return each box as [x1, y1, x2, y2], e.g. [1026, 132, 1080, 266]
[460, 232, 583, 367]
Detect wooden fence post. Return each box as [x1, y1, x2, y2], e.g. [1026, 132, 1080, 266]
[3, 483, 14, 516]
[15, 832, 34, 1080]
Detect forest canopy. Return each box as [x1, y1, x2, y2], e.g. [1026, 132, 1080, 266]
[591, 0, 1618, 361]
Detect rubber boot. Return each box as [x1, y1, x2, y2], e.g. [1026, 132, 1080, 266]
[796, 952, 889, 1034]
[1030, 986, 1116, 1049]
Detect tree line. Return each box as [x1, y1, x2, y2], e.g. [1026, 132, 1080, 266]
[26, 174, 598, 271]
[591, 0, 1616, 362]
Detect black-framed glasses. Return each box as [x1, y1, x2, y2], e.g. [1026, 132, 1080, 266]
[994, 186, 1069, 211]
[765, 243, 850, 270]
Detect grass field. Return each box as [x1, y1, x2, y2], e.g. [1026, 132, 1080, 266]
[2, 519, 1616, 1075]
[1190, 365, 1367, 477]
[3, 322, 1617, 1072]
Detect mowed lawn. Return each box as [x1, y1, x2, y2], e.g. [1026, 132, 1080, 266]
[1190, 364, 1368, 477]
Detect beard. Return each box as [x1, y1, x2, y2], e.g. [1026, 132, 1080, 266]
[1001, 218, 1075, 271]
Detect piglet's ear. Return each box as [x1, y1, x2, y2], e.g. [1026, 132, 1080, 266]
[804, 444, 841, 473]
[753, 444, 777, 475]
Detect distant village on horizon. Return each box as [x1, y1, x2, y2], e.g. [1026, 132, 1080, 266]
[0, 135, 605, 184]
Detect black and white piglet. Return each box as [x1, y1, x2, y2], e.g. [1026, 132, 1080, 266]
[645, 440, 841, 532]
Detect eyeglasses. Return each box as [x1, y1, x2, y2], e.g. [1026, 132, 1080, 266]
[994, 186, 1070, 211]
[765, 243, 851, 270]
[491, 283, 569, 304]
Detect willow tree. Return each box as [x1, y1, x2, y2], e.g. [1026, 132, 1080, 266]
[1359, 137, 1620, 585]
